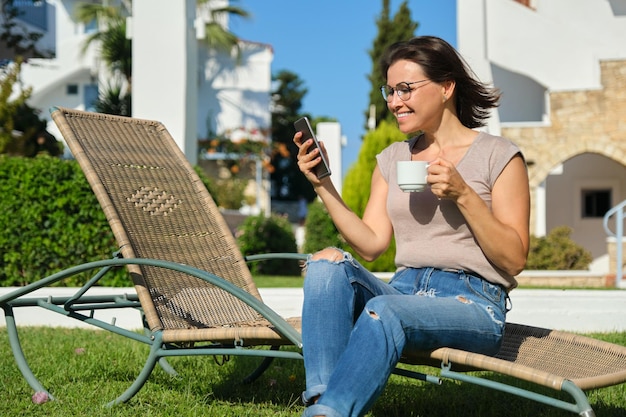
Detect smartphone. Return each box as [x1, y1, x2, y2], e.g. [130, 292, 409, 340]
[294, 116, 332, 179]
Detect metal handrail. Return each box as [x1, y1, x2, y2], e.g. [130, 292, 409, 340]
[603, 199, 626, 287]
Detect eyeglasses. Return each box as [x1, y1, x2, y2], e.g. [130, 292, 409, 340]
[380, 80, 430, 102]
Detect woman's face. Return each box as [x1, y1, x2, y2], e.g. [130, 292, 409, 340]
[385, 59, 443, 134]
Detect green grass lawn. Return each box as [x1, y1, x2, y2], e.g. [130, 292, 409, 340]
[1, 327, 625, 417]
[253, 275, 304, 288]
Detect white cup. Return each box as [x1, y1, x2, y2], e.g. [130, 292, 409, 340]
[397, 161, 429, 192]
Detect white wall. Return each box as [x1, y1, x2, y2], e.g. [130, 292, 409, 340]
[316, 122, 343, 195]
[20, 0, 103, 156]
[458, 0, 626, 127]
[456, 0, 501, 134]
[198, 42, 273, 138]
[482, 0, 626, 91]
[132, 0, 198, 164]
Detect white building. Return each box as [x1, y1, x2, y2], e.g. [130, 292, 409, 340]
[6, 0, 273, 165]
[455, 0, 626, 279]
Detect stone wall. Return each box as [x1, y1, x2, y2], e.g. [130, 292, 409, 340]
[502, 60, 626, 190]
[515, 271, 612, 288]
[502, 59, 626, 255]
[607, 238, 626, 275]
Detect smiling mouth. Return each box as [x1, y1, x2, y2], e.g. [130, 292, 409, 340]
[395, 111, 413, 118]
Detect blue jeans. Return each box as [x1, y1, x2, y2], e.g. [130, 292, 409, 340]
[301, 250, 509, 417]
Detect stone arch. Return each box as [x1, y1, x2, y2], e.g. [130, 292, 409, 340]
[530, 137, 626, 188]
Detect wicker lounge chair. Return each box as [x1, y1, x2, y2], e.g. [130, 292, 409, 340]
[2, 108, 626, 416]
[1, 107, 305, 407]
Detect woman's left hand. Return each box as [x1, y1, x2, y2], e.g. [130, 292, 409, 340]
[426, 157, 469, 201]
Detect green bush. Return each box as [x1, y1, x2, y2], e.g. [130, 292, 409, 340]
[213, 178, 248, 209]
[302, 200, 343, 254]
[0, 155, 129, 286]
[236, 213, 301, 276]
[193, 166, 220, 207]
[526, 226, 593, 270]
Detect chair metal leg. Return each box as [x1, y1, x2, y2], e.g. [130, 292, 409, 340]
[3, 306, 55, 401]
[141, 317, 178, 378]
[158, 357, 180, 377]
[561, 380, 595, 417]
[243, 346, 279, 384]
[106, 331, 164, 407]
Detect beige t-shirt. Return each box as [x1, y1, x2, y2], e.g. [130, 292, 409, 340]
[376, 132, 523, 289]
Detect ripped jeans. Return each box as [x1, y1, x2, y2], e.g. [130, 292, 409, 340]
[301, 250, 509, 417]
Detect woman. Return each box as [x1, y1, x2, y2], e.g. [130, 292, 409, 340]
[293, 36, 530, 417]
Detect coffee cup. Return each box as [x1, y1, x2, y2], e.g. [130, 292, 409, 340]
[397, 161, 428, 192]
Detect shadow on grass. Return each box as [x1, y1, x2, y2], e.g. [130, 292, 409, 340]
[144, 347, 306, 408]
[161, 354, 626, 417]
[371, 370, 626, 417]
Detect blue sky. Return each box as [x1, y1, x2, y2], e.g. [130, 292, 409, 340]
[234, 0, 457, 178]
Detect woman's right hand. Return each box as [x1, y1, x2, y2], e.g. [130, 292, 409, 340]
[293, 131, 394, 260]
[293, 131, 331, 186]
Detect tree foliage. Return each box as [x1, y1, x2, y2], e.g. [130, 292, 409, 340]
[0, 58, 28, 153]
[0, 0, 50, 60]
[75, 1, 132, 116]
[269, 70, 317, 202]
[75, 1, 134, 83]
[365, 0, 418, 129]
[94, 80, 131, 116]
[0, 59, 61, 156]
[197, 0, 250, 62]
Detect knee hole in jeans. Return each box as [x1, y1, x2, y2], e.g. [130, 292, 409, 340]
[311, 247, 344, 262]
[456, 295, 473, 304]
[365, 307, 380, 320]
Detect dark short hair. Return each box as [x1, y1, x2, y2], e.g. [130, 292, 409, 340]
[380, 36, 500, 129]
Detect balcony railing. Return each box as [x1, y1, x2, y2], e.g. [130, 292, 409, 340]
[603, 199, 626, 287]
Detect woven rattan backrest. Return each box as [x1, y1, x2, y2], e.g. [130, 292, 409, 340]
[51, 107, 264, 332]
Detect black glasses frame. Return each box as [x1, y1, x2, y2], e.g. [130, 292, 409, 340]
[380, 79, 430, 102]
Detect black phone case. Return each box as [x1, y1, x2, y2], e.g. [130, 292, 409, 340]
[294, 117, 332, 179]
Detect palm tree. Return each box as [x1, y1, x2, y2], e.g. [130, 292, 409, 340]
[197, 0, 250, 60]
[76, 2, 131, 81]
[75, 2, 131, 115]
[74, 0, 249, 115]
